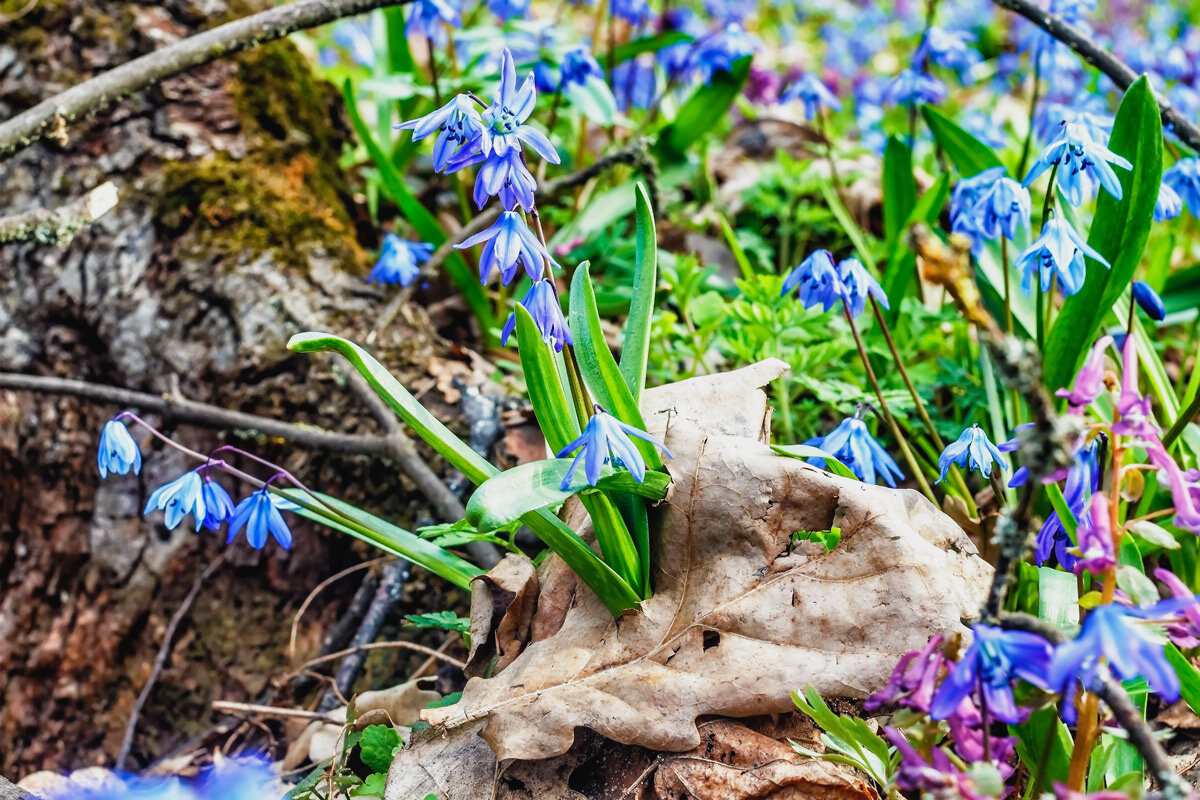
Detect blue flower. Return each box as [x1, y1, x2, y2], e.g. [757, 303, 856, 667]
[1034, 99, 1111, 147]
[977, 177, 1032, 241]
[1155, 181, 1183, 222]
[482, 49, 560, 165]
[805, 415, 904, 487]
[930, 624, 1054, 724]
[1014, 217, 1109, 297]
[1163, 158, 1200, 218]
[780, 73, 842, 121]
[557, 409, 672, 489]
[836, 257, 889, 318]
[145, 470, 207, 532]
[915, 27, 980, 75]
[396, 94, 490, 173]
[487, 0, 528, 20]
[331, 20, 376, 68]
[501, 279, 572, 352]
[455, 210, 558, 285]
[1132, 281, 1166, 321]
[560, 46, 604, 88]
[950, 166, 1005, 248]
[612, 57, 658, 111]
[781, 249, 843, 312]
[938, 425, 1006, 483]
[959, 110, 1008, 149]
[611, 0, 653, 25]
[1034, 438, 1102, 570]
[200, 479, 235, 531]
[1024, 121, 1132, 206]
[1049, 603, 1180, 704]
[690, 24, 759, 85]
[884, 69, 945, 107]
[407, 0, 461, 42]
[474, 147, 538, 211]
[98, 418, 141, 478]
[228, 489, 297, 550]
[368, 234, 433, 286]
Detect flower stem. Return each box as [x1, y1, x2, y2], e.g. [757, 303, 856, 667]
[426, 35, 442, 108]
[1002, 236, 1013, 335]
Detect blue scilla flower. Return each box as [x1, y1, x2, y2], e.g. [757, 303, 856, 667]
[959, 110, 1007, 149]
[1132, 280, 1166, 321]
[98, 418, 141, 478]
[949, 166, 1004, 245]
[407, 0, 461, 42]
[836, 258, 889, 318]
[145, 470, 207, 532]
[560, 46, 604, 88]
[690, 24, 760, 85]
[930, 624, 1054, 724]
[228, 488, 297, 550]
[1024, 121, 1132, 207]
[915, 27, 980, 75]
[1163, 158, 1200, 218]
[1156, 181, 1183, 223]
[805, 414, 904, 487]
[396, 94, 490, 173]
[1049, 603, 1180, 705]
[884, 69, 945, 107]
[938, 425, 1006, 483]
[501, 279, 572, 352]
[1034, 438, 1101, 569]
[368, 234, 433, 287]
[780, 73, 842, 121]
[612, 57, 658, 111]
[1015, 217, 1109, 297]
[557, 408, 671, 490]
[331, 20, 376, 68]
[781, 249, 843, 312]
[487, 0, 529, 21]
[200, 478, 235, 531]
[482, 50, 558, 162]
[456, 210, 559, 285]
[474, 147, 538, 211]
[1034, 99, 1112, 147]
[978, 178, 1032, 241]
[612, 0, 653, 25]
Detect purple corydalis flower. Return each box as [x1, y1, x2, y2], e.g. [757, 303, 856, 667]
[1056, 335, 1113, 412]
[1049, 602, 1180, 703]
[863, 635, 945, 713]
[781, 249, 843, 312]
[1024, 121, 1132, 207]
[1072, 492, 1115, 577]
[836, 257, 889, 318]
[556, 409, 671, 489]
[396, 94, 490, 173]
[145, 470, 207, 532]
[228, 488, 297, 550]
[1113, 334, 1157, 439]
[1015, 217, 1109, 297]
[368, 234, 433, 287]
[455, 210, 558, 285]
[884, 729, 988, 800]
[501, 279, 572, 352]
[1154, 568, 1200, 649]
[805, 415, 904, 487]
[1163, 158, 1200, 219]
[1147, 442, 1200, 534]
[884, 69, 946, 107]
[781, 73, 842, 120]
[930, 623, 1054, 724]
[938, 424, 1006, 483]
[98, 418, 141, 478]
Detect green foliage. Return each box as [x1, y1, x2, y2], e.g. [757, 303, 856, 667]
[790, 686, 896, 787]
[656, 56, 751, 159]
[921, 105, 1003, 176]
[405, 610, 471, 635]
[359, 725, 402, 774]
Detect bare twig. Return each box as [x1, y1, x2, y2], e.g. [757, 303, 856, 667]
[991, 0, 1200, 153]
[290, 557, 393, 657]
[0, 182, 119, 245]
[210, 701, 332, 721]
[118, 551, 229, 768]
[0, 0, 416, 161]
[286, 638, 466, 680]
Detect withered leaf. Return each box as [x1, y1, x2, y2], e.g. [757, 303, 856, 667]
[465, 554, 540, 678]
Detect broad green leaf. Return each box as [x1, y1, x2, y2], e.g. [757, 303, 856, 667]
[619, 184, 658, 405]
[611, 31, 692, 64]
[657, 56, 751, 159]
[1165, 643, 1200, 716]
[466, 459, 670, 531]
[1013, 706, 1073, 799]
[359, 725, 402, 774]
[578, 491, 643, 596]
[790, 686, 894, 787]
[883, 136, 917, 251]
[514, 306, 579, 454]
[1038, 565, 1079, 628]
[342, 80, 497, 346]
[771, 444, 859, 480]
[1044, 76, 1163, 391]
[922, 105, 1003, 176]
[1046, 482, 1079, 538]
[569, 263, 664, 471]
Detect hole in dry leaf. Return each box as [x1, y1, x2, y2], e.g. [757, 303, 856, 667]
[702, 630, 721, 651]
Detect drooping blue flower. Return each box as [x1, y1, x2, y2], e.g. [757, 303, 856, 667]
[200, 478, 235, 531]
[690, 24, 760, 85]
[836, 257, 889, 318]
[228, 489, 297, 550]
[1049, 602, 1180, 704]
[473, 147, 538, 210]
[98, 418, 141, 478]
[1014, 217, 1109, 296]
[455, 210, 558, 285]
[368, 234, 433, 287]
[1034, 438, 1102, 570]
[1155, 181, 1183, 223]
[145, 470, 207, 532]
[1163, 158, 1200, 218]
[915, 27, 980, 75]
[64, 755, 275, 800]
[1024, 121, 1132, 206]
[612, 57, 658, 111]
[1034, 99, 1112, 148]
[611, 0, 653, 25]
[950, 166, 1005, 247]
[331, 19, 376, 68]
[805, 415, 904, 487]
[959, 110, 1008, 149]
[556, 409, 671, 489]
[781, 249, 843, 312]
[407, 0, 461, 42]
[1132, 280, 1166, 321]
[501, 279, 572, 352]
[884, 69, 946, 107]
[977, 177, 1032, 241]
[930, 623, 1054, 724]
[487, 0, 529, 21]
[560, 45, 604, 88]
[938, 425, 1006, 483]
[396, 94, 490, 173]
[780, 73, 842, 121]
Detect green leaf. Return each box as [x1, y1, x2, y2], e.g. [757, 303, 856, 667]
[657, 56, 751, 159]
[790, 686, 894, 787]
[883, 136, 917, 251]
[565, 78, 618, 126]
[620, 184, 658, 405]
[1043, 76, 1163, 391]
[1165, 643, 1200, 717]
[921, 105, 1003, 176]
[818, 180, 877, 272]
[351, 773, 386, 798]
[342, 80, 497, 346]
[1038, 565, 1079, 628]
[771, 444, 859, 480]
[1046, 482, 1079, 539]
[514, 306, 579, 454]
[466, 459, 670, 531]
[610, 31, 692, 64]
[1012, 706, 1073, 798]
[569, 263, 664, 471]
[405, 611, 470, 634]
[359, 725, 402, 774]
[882, 172, 951, 321]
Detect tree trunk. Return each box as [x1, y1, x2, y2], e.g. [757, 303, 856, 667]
[0, 0, 459, 776]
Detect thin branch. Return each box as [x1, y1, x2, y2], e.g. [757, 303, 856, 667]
[284, 638, 466, 679]
[0, 182, 119, 245]
[0, 0, 415, 161]
[210, 701, 331, 721]
[991, 0, 1200, 153]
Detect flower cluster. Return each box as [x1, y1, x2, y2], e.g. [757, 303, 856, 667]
[781, 250, 889, 319]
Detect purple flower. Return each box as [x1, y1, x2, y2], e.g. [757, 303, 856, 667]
[938, 425, 1006, 483]
[1024, 121, 1132, 207]
[200, 479, 235, 532]
[1015, 217, 1109, 297]
[501, 279, 572, 352]
[1056, 335, 1113, 412]
[557, 409, 671, 489]
[805, 415, 904, 487]
[1163, 158, 1200, 219]
[884, 729, 988, 800]
[455, 210, 558, 285]
[228, 488, 297, 550]
[1071, 492, 1115, 577]
[396, 94, 490, 173]
[368, 234, 433, 287]
[780, 73, 841, 120]
[1113, 334, 1158, 439]
[1049, 602, 1180, 703]
[781, 249, 843, 312]
[884, 69, 946, 107]
[1147, 442, 1200, 534]
[863, 635, 945, 713]
[98, 418, 141, 478]
[930, 624, 1054, 724]
[145, 470, 207, 532]
[1153, 568, 1200, 650]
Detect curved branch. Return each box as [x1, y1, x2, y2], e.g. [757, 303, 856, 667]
[990, 0, 1200, 153]
[0, 0, 414, 161]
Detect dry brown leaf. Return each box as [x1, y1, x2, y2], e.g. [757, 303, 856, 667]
[422, 360, 992, 762]
[465, 554, 540, 678]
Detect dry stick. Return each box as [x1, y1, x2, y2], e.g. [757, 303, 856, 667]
[0, 0, 417, 161]
[117, 551, 229, 769]
[210, 701, 333, 721]
[287, 639, 466, 679]
[991, 0, 1200, 154]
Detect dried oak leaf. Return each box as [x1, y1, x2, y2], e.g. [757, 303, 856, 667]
[423, 360, 991, 762]
[465, 554, 540, 678]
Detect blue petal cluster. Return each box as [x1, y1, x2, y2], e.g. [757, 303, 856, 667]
[1015, 217, 1109, 296]
[501, 279, 572, 352]
[1163, 158, 1200, 218]
[368, 234, 433, 287]
[407, 0, 461, 42]
[930, 624, 1054, 724]
[805, 416, 904, 487]
[144, 470, 207, 532]
[456, 211, 559, 285]
[228, 489, 298, 550]
[780, 73, 842, 121]
[937, 425, 1006, 483]
[98, 419, 141, 478]
[884, 69, 945, 107]
[557, 409, 671, 489]
[780, 251, 888, 318]
[1024, 121, 1132, 206]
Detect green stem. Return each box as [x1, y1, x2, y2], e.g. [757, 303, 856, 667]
[1002, 236, 1013, 335]
[1164, 390, 1200, 450]
[774, 377, 795, 443]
